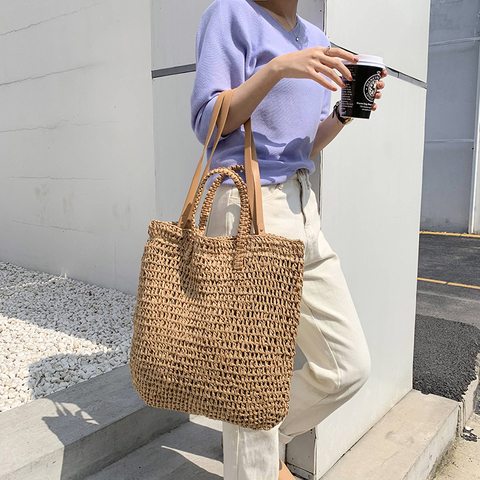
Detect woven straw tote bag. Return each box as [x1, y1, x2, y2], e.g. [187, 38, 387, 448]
[129, 89, 305, 430]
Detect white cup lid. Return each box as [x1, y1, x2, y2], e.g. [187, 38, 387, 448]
[342, 54, 384, 67]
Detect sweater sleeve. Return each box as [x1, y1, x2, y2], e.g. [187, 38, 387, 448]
[190, 0, 251, 147]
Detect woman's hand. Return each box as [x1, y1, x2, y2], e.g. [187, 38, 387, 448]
[271, 46, 359, 91]
[271, 46, 387, 111]
[372, 69, 387, 111]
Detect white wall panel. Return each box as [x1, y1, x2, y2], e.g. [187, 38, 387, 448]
[297, 0, 325, 31]
[326, 0, 431, 82]
[0, 0, 156, 295]
[151, 0, 212, 70]
[313, 74, 427, 478]
[152, 72, 202, 223]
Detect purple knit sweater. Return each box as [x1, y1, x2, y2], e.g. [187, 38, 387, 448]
[191, 0, 332, 188]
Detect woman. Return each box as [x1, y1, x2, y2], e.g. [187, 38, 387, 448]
[190, 0, 387, 479]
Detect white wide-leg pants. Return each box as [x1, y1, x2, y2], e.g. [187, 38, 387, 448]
[204, 168, 372, 480]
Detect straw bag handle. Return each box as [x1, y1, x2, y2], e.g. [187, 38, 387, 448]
[178, 90, 265, 235]
[198, 164, 245, 232]
[188, 166, 253, 270]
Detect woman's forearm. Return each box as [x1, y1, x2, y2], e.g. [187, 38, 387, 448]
[220, 59, 283, 136]
[309, 110, 346, 158]
[219, 57, 346, 154]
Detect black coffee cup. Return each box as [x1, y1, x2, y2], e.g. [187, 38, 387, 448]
[340, 55, 385, 119]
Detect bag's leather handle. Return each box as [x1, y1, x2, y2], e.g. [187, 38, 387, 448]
[178, 90, 265, 235]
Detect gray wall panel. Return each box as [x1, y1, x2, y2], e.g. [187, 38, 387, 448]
[424, 42, 479, 141]
[429, 0, 480, 43]
[420, 0, 480, 232]
[421, 143, 474, 231]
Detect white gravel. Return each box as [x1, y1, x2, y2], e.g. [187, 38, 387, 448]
[0, 261, 135, 412]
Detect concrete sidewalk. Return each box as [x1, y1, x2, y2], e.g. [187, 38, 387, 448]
[432, 410, 480, 479]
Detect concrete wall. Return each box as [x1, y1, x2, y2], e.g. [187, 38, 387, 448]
[420, 0, 480, 232]
[0, 0, 156, 294]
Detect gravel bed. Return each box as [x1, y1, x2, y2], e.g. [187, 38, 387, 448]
[0, 261, 135, 412]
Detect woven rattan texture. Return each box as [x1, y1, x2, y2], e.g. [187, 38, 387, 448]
[130, 167, 305, 430]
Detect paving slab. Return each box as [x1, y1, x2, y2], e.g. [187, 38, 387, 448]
[85, 389, 460, 480]
[86, 414, 224, 479]
[320, 389, 459, 480]
[0, 365, 188, 480]
[86, 414, 304, 480]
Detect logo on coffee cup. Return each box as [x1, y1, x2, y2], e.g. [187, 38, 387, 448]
[364, 72, 382, 103]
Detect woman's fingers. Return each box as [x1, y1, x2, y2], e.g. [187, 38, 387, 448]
[373, 85, 385, 109]
[319, 48, 356, 81]
[308, 50, 387, 97]
[325, 47, 358, 65]
[313, 73, 386, 94]
[310, 72, 339, 91]
[374, 71, 387, 106]
[314, 64, 346, 89]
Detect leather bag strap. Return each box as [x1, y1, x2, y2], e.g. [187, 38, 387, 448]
[178, 89, 265, 235]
